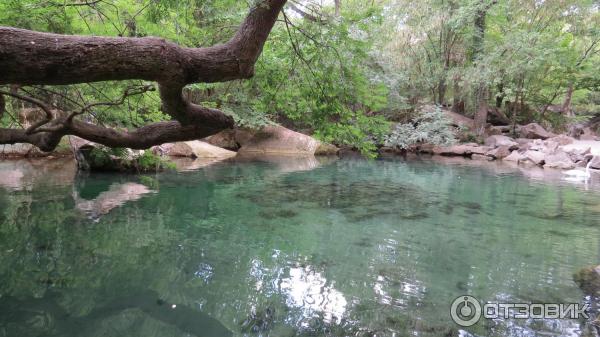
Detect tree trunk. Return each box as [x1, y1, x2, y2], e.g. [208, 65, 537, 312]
[451, 75, 464, 113]
[0, 0, 287, 151]
[474, 86, 489, 136]
[334, 0, 341, 17]
[562, 83, 574, 117]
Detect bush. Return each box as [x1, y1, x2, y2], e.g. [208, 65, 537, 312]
[384, 106, 456, 149]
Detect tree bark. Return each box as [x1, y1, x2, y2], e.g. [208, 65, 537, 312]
[562, 83, 574, 117]
[0, 0, 287, 151]
[334, 0, 341, 17]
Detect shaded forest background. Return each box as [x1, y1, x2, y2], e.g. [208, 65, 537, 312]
[1, 0, 599, 155]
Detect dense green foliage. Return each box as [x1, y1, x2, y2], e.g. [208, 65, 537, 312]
[1, 0, 599, 153]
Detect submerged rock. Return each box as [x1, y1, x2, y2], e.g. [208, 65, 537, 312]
[574, 266, 600, 296]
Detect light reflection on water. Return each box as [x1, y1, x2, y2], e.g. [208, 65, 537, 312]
[0, 156, 600, 337]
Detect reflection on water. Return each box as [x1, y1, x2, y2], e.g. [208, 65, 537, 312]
[1, 156, 600, 337]
[74, 182, 155, 220]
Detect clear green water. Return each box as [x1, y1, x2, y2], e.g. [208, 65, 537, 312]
[1, 156, 599, 337]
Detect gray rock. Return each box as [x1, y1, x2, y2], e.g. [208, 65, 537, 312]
[167, 141, 237, 159]
[523, 150, 545, 165]
[238, 125, 321, 155]
[433, 143, 490, 156]
[472, 154, 493, 161]
[590, 156, 600, 170]
[503, 151, 526, 162]
[519, 123, 556, 140]
[486, 145, 512, 159]
[484, 135, 518, 149]
[547, 135, 575, 146]
[543, 151, 575, 169]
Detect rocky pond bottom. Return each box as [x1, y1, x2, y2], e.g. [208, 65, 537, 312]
[1, 157, 600, 337]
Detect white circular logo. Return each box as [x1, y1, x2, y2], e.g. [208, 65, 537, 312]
[450, 295, 482, 327]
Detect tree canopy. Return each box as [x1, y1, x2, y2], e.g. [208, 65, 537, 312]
[0, 0, 599, 155]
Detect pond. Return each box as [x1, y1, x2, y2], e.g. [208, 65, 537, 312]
[0, 156, 599, 337]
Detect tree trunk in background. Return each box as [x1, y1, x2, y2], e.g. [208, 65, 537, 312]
[452, 75, 464, 113]
[562, 83, 574, 117]
[472, 2, 490, 137]
[474, 86, 489, 135]
[334, 0, 341, 16]
[438, 78, 447, 106]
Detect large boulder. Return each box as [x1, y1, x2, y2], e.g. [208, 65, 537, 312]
[237, 125, 320, 155]
[166, 141, 237, 159]
[590, 156, 600, 170]
[484, 135, 518, 149]
[543, 151, 575, 169]
[519, 123, 556, 140]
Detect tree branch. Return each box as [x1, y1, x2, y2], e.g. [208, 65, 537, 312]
[0, 0, 288, 151]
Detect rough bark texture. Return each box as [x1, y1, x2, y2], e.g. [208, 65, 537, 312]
[0, 0, 287, 151]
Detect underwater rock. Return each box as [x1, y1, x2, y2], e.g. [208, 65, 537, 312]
[574, 265, 600, 296]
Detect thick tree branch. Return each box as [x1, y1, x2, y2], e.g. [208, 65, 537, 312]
[0, 0, 287, 151]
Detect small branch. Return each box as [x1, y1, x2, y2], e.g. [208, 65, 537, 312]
[67, 84, 155, 122]
[0, 89, 54, 134]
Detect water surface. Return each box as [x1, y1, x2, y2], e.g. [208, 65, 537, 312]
[1, 156, 599, 337]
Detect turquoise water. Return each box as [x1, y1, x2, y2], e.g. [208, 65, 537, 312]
[1, 156, 600, 337]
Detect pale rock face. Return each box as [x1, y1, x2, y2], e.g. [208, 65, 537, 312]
[237, 125, 321, 155]
[167, 141, 237, 159]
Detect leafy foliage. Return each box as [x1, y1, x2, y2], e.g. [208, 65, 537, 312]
[384, 106, 457, 149]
